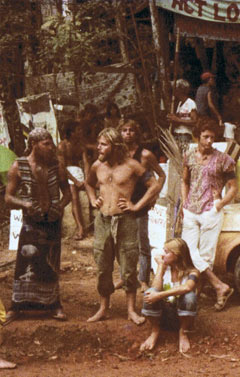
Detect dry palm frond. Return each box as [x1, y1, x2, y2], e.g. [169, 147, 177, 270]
[156, 126, 183, 176]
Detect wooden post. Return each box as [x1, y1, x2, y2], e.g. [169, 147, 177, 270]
[149, 1, 171, 113]
[130, 4, 157, 136]
[169, 26, 180, 133]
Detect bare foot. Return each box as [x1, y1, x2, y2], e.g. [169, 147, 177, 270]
[179, 329, 191, 353]
[0, 359, 16, 369]
[87, 308, 108, 323]
[140, 332, 159, 352]
[74, 232, 84, 241]
[128, 311, 145, 325]
[52, 308, 67, 321]
[114, 279, 124, 290]
[140, 282, 149, 293]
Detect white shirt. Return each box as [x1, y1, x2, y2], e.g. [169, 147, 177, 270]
[175, 98, 197, 135]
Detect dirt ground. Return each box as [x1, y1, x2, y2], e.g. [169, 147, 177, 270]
[0, 234, 240, 377]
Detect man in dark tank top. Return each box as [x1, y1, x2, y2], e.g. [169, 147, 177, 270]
[119, 120, 166, 292]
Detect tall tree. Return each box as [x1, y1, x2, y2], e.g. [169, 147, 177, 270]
[0, 0, 37, 154]
[149, 0, 171, 113]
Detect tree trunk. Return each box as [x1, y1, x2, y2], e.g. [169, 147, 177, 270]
[112, 0, 129, 64]
[112, 1, 145, 112]
[149, 1, 171, 113]
[130, 4, 157, 135]
[55, 0, 63, 16]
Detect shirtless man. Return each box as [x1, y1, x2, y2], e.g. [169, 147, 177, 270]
[58, 120, 89, 240]
[85, 128, 161, 324]
[119, 119, 165, 291]
[5, 128, 71, 323]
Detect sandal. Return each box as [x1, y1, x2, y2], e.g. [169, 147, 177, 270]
[215, 288, 234, 311]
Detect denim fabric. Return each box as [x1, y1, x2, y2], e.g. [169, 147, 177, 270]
[142, 287, 197, 322]
[177, 291, 197, 316]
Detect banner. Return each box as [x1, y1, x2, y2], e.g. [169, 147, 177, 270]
[16, 92, 59, 144]
[148, 204, 167, 274]
[156, 0, 240, 23]
[0, 102, 10, 147]
[9, 210, 22, 251]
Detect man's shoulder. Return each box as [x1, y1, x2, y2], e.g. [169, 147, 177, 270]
[7, 159, 21, 180]
[58, 139, 68, 151]
[125, 156, 141, 166]
[213, 148, 235, 164]
[213, 148, 226, 158]
[196, 84, 209, 95]
[60, 138, 74, 149]
[141, 148, 152, 157]
[140, 148, 156, 165]
[185, 97, 197, 108]
[91, 159, 102, 170]
[124, 157, 145, 176]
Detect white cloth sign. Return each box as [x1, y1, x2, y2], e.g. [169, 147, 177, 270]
[9, 210, 23, 251]
[148, 204, 167, 274]
[0, 102, 10, 147]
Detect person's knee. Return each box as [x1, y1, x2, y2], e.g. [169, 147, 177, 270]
[178, 291, 197, 313]
[142, 287, 163, 317]
[121, 271, 138, 292]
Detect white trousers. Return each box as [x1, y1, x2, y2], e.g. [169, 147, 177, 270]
[181, 203, 224, 273]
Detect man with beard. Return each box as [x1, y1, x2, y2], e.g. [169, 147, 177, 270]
[85, 128, 161, 324]
[5, 128, 71, 323]
[119, 119, 165, 292]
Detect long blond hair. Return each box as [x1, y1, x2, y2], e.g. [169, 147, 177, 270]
[98, 127, 127, 163]
[164, 238, 195, 280]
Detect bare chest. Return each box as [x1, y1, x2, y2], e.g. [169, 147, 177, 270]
[97, 165, 135, 187]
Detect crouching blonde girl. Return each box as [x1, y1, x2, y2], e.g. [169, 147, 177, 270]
[140, 238, 199, 353]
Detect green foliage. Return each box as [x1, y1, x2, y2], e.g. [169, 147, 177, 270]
[38, 0, 120, 75]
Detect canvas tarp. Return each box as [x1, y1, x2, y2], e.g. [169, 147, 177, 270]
[16, 93, 59, 144]
[25, 71, 138, 111]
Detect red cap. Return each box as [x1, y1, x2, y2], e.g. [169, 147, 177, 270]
[201, 72, 215, 81]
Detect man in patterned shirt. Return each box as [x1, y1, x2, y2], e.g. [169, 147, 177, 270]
[5, 128, 71, 323]
[181, 117, 237, 311]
